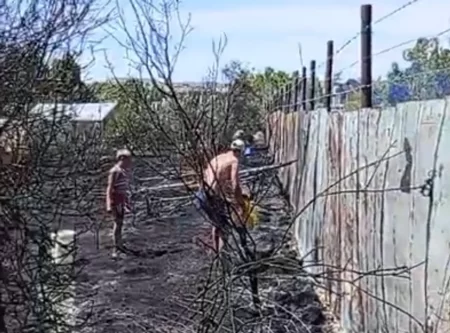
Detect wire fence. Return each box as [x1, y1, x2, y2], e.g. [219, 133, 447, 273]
[266, 1, 450, 114]
[266, 2, 450, 332]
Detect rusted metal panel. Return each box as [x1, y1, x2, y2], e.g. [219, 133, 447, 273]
[268, 99, 450, 333]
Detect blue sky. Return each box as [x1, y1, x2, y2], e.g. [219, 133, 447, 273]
[81, 0, 450, 82]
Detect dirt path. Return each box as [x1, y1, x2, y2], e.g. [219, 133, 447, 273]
[75, 206, 211, 333]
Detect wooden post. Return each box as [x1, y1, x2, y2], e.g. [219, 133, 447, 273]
[301, 66, 307, 111]
[285, 80, 292, 113]
[278, 86, 285, 112]
[309, 60, 316, 111]
[361, 4, 373, 108]
[325, 40, 334, 112]
[292, 71, 300, 112]
[268, 86, 274, 112]
[274, 91, 280, 111]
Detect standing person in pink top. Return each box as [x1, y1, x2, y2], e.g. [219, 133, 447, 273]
[106, 149, 132, 258]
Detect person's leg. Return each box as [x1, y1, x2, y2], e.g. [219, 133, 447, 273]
[236, 225, 255, 261]
[211, 226, 220, 253]
[112, 205, 124, 256]
[217, 232, 225, 252]
[214, 202, 230, 253]
[113, 216, 123, 248]
[194, 190, 213, 251]
[236, 226, 247, 247]
[198, 191, 229, 254]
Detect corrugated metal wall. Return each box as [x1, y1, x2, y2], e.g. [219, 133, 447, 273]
[269, 99, 450, 333]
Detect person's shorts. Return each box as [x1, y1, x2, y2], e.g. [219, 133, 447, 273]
[194, 189, 230, 230]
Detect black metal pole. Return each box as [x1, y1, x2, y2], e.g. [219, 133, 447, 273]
[309, 60, 316, 111]
[325, 40, 334, 112]
[361, 4, 373, 108]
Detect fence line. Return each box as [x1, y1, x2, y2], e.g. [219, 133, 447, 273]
[265, 2, 450, 332]
[266, 2, 450, 114]
[269, 98, 450, 333]
[315, 0, 422, 72]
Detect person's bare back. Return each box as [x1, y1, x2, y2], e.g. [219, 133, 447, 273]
[204, 151, 238, 196]
[194, 139, 246, 253]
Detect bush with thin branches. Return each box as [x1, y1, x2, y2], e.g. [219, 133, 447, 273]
[0, 0, 111, 332]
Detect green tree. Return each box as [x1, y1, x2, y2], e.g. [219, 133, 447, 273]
[50, 52, 93, 102]
[220, 61, 263, 137]
[90, 79, 162, 150]
[91, 62, 293, 152]
[252, 67, 328, 110]
[385, 38, 450, 103]
[0, 43, 50, 114]
[251, 66, 290, 95]
[403, 37, 450, 70]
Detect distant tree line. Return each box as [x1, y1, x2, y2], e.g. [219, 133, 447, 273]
[8, 36, 448, 122]
[335, 38, 450, 109]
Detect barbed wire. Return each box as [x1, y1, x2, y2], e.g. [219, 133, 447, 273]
[316, 0, 422, 71]
[270, 65, 450, 111]
[268, 26, 450, 110]
[334, 26, 450, 78]
[373, 0, 420, 25]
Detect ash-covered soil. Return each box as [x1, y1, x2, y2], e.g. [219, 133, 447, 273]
[74, 204, 212, 333]
[73, 164, 339, 333]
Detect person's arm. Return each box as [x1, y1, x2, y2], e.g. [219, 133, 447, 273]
[106, 170, 115, 212]
[230, 160, 245, 212]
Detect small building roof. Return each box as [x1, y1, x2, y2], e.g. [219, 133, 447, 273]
[31, 102, 117, 122]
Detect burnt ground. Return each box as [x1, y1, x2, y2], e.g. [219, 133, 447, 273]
[73, 168, 340, 333]
[74, 204, 212, 333]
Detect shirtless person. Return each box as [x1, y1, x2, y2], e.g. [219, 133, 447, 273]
[195, 139, 246, 253]
[106, 149, 132, 258]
